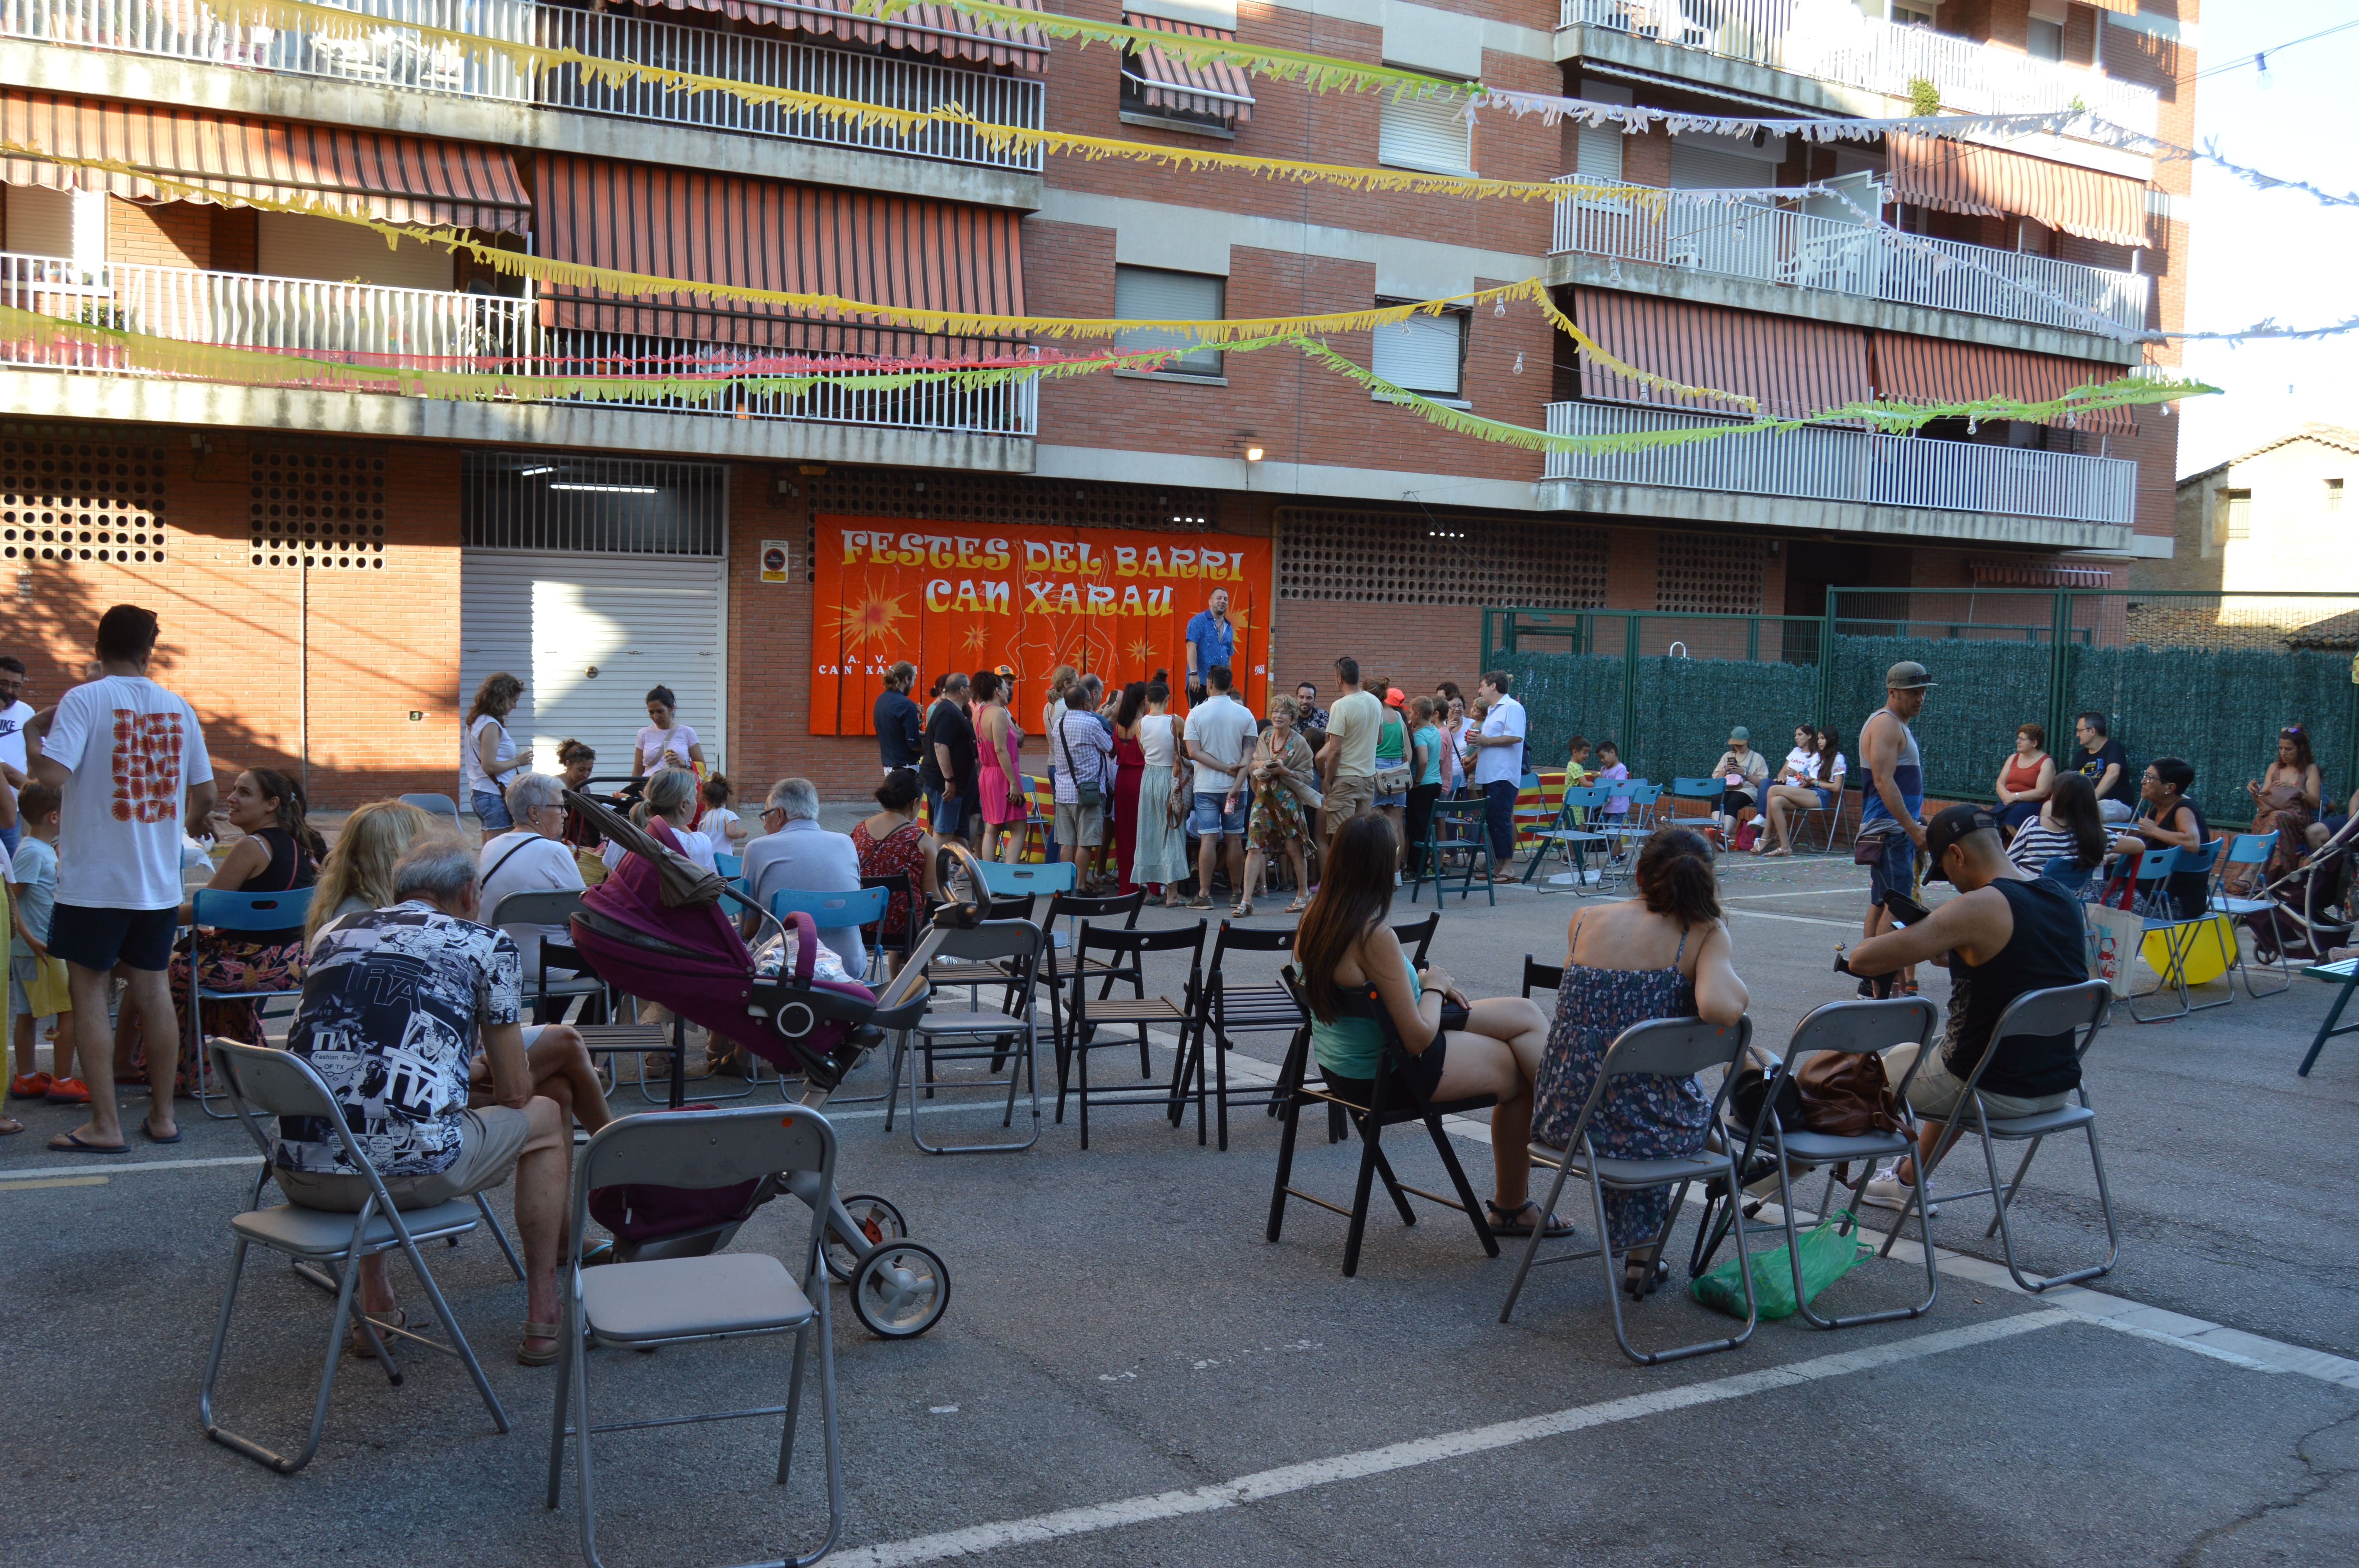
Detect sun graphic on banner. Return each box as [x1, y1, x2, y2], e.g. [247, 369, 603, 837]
[961, 623, 991, 656]
[1127, 636, 1158, 668]
[830, 590, 910, 654]
[1227, 606, 1251, 630]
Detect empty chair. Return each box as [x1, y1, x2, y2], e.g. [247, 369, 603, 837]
[1171, 920, 1306, 1152]
[400, 792, 463, 826]
[1058, 919, 1206, 1149]
[767, 886, 891, 987]
[485, 888, 609, 1024]
[2208, 831, 2292, 998]
[1410, 799, 1495, 906]
[1523, 784, 1612, 887]
[1499, 1017, 1757, 1365]
[892, 919, 1048, 1154]
[1035, 888, 1146, 1072]
[545, 1105, 843, 1568]
[200, 1039, 510, 1475]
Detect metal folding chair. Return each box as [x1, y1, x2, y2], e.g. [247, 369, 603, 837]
[486, 889, 612, 1024]
[1885, 980, 2119, 1293]
[1701, 998, 1943, 1331]
[1524, 784, 1612, 888]
[1264, 967, 1500, 1277]
[1668, 776, 1721, 824]
[1410, 799, 1494, 906]
[1172, 920, 1303, 1151]
[545, 1105, 843, 1568]
[2126, 840, 2228, 1022]
[2208, 831, 2292, 999]
[185, 886, 318, 1119]
[759, 887, 895, 1105]
[1058, 919, 1206, 1149]
[891, 919, 1047, 1154]
[200, 1038, 511, 1475]
[2039, 855, 2095, 897]
[400, 792, 462, 826]
[712, 851, 744, 880]
[1498, 1016, 1757, 1366]
[1796, 782, 1846, 853]
[1036, 889, 1146, 1072]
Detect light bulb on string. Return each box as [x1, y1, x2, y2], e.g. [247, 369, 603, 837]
[1493, 297, 1507, 317]
[1513, 352, 1525, 375]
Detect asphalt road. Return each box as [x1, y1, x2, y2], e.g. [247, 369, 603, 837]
[4, 848, 2354, 1567]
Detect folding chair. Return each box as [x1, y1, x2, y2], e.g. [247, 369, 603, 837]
[1498, 1016, 1757, 1366]
[767, 887, 891, 984]
[1036, 889, 1146, 1078]
[1520, 955, 1563, 1002]
[1410, 799, 1494, 906]
[2039, 856, 2095, 897]
[1510, 770, 1557, 859]
[2298, 957, 2359, 1077]
[487, 889, 612, 1025]
[891, 919, 1046, 1154]
[712, 851, 744, 880]
[1885, 980, 2119, 1293]
[860, 871, 922, 980]
[1701, 998, 1942, 1331]
[1796, 783, 1846, 853]
[2126, 840, 2228, 1022]
[1264, 967, 1500, 1277]
[545, 1105, 842, 1568]
[1058, 920, 1206, 1149]
[1668, 776, 1721, 823]
[1524, 785, 1612, 888]
[1171, 920, 1303, 1151]
[185, 886, 318, 1119]
[200, 1039, 510, 1475]
[1392, 911, 1440, 967]
[2209, 831, 2292, 999]
[400, 792, 462, 826]
[1593, 781, 1660, 888]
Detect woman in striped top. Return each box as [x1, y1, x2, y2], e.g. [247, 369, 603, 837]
[2005, 771, 2108, 881]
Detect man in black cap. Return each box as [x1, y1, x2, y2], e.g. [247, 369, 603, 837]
[1856, 659, 1933, 996]
[1845, 804, 2091, 1215]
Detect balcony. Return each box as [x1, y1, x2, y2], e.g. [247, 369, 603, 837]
[1542, 401, 2135, 527]
[0, 251, 1037, 437]
[0, 0, 1046, 172]
[1554, 183, 2150, 337]
[1559, 0, 2159, 138]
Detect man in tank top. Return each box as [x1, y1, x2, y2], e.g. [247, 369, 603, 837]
[1845, 805, 2093, 1214]
[1856, 661, 1932, 996]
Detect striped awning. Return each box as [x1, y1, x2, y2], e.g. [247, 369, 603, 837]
[1570, 288, 1872, 421]
[0, 90, 527, 232]
[1871, 333, 2134, 432]
[623, 0, 1046, 69]
[1886, 132, 2148, 249]
[1123, 13, 1255, 123]
[1970, 560, 2113, 588]
[532, 154, 1025, 358]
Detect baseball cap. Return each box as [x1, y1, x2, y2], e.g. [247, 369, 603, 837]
[1922, 803, 1999, 882]
[1886, 660, 1936, 691]
[1386, 687, 1406, 704]
[996, 664, 1015, 679]
[1727, 726, 1750, 743]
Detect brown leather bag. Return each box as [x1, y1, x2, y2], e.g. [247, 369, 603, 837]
[1794, 1051, 1902, 1137]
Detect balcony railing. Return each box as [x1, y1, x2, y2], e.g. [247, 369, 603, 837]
[1559, 0, 2159, 137]
[1541, 400, 2136, 526]
[0, 252, 1038, 437]
[0, 0, 1046, 171]
[1552, 183, 2150, 336]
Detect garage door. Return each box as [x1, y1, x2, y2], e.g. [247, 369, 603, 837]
[459, 551, 728, 787]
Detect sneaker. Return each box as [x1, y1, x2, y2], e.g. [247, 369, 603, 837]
[1861, 1168, 1936, 1216]
[9, 1072, 51, 1099]
[44, 1077, 91, 1105]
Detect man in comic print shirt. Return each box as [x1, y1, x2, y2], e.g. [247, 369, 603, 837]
[276, 838, 574, 1365]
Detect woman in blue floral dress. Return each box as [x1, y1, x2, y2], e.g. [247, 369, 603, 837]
[1532, 826, 1749, 1298]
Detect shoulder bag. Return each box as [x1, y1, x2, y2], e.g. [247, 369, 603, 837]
[1793, 1050, 1901, 1137]
[1058, 714, 1101, 808]
[1373, 713, 1412, 795]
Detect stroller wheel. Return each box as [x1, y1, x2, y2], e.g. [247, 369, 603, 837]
[849, 1240, 950, 1339]
[825, 1193, 909, 1283]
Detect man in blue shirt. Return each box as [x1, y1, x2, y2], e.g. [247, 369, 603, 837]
[1184, 589, 1235, 706]
[872, 661, 923, 776]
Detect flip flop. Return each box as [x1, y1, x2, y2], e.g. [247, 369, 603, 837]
[0, 1117, 23, 1137]
[47, 1131, 129, 1154]
[141, 1122, 184, 1145]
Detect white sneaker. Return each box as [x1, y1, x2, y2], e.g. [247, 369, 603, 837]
[1861, 1168, 1937, 1216]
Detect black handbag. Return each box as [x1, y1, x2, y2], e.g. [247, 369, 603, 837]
[1727, 1045, 1803, 1134]
[1057, 714, 1102, 809]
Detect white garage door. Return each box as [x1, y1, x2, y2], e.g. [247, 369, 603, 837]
[459, 551, 728, 788]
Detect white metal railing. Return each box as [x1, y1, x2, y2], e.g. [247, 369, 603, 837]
[0, 252, 1038, 437]
[1552, 181, 2149, 335]
[1541, 400, 2136, 526]
[0, 0, 1045, 171]
[1559, 0, 2158, 137]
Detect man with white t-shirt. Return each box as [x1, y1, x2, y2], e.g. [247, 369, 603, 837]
[25, 605, 215, 1152]
[0, 654, 31, 853]
[1181, 666, 1258, 910]
[1466, 669, 1527, 882]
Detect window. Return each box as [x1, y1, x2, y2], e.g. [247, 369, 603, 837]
[2328, 478, 2345, 513]
[1113, 266, 1225, 378]
[2222, 488, 2252, 543]
[1370, 305, 1465, 399]
[2027, 17, 2064, 60]
[1575, 118, 1623, 184]
[1891, 3, 1936, 25]
[463, 453, 727, 555]
[1379, 89, 1472, 176]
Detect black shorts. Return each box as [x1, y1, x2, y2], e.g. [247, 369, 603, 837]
[1322, 1029, 1455, 1110]
[49, 903, 179, 973]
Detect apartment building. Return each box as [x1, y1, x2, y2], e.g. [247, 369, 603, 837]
[0, 0, 2194, 798]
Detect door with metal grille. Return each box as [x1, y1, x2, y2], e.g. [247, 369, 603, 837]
[458, 454, 729, 786]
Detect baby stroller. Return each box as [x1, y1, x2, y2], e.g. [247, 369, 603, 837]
[561, 791, 975, 1337]
[2241, 814, 2356, 969]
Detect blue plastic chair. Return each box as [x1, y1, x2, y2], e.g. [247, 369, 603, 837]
[976, 861, 1078, 899]
[2128, 839, 2227, 1023]
[185, 886, 316, 1120]
[399, 792, 462, 825]
[1525, 785, 1612, 889]
[712, 852, 743, 880]
[2039, 856, 2095, 896]
[2207, 831, 2290, 999]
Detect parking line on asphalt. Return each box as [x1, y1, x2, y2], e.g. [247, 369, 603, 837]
[0, 1154, 254, 1182]
[0, 1174, 109, 1192]
[833, 1311, 2072, 1568]
[1721, 887, 1872, 901]
[1725, 909, 1861, 929]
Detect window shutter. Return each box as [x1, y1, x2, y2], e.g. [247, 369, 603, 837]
[1575, 119, 1624, 182]
[1371, 310, 1463, 396]
[1379, 93, 1472, 175]
[1667, 143, 1767, 190]
[1114, 266, 1225, 375]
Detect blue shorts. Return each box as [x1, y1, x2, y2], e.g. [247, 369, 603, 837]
[1189, 791, 1246, 838]
[473, 790, 513, 831]
[48, 902, 177, 973]
[1865, 828, 1918, 907]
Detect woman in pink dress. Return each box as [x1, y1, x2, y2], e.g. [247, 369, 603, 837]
[974, 669, 1029, 862]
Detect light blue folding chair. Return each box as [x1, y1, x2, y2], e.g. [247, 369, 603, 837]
[977, 860, 1080, 957]
[2127, 840, 2228, 1023]
[1524, 785, 1612, 890]
[398, 792, 462, 826]
[2039, 856, 2095, 897]
[2207, 831, 2290, 999]
[185, 886, 317, 1120]
[1668, 775, 1721, 831]
[713, 852, 744, 880]
[764, 887, 895, 1106]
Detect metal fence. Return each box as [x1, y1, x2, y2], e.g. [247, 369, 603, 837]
[1488, 590, 2359, 831]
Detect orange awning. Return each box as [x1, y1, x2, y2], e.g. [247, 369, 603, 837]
[0, 89, 527, 232]
[1123, 12, 1255, 123]
[1886, 132, 2147, 249]
[1870, 333, 2134, 432]
[532, 154, 1025, 359]
[623, 0, 1046, 70]
[1572, 288, 1872, 421]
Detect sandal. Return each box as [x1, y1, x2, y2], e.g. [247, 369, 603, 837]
[1484, 1199, 1574, 1239]
[1230, 900, 1253, 918]
[349, 1307, 406, 1359]
[517, 1320, 564, 1367]
[1283, 896, 1309, 914]
[1899, 979, 1920, 996]
[1622, 1254, 1669, 1301]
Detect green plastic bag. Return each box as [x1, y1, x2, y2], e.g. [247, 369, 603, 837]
[1690, 1211, 1874, 1321]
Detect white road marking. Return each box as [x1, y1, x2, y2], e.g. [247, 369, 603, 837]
[1725, 909, 1862, 929]
[0, 1154, 254, 1181]
[1721, 887, 1873, 901]
[832, 1312, 2072, 1567]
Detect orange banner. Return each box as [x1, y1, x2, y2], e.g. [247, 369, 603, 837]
[809, 515, 1274, 735]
